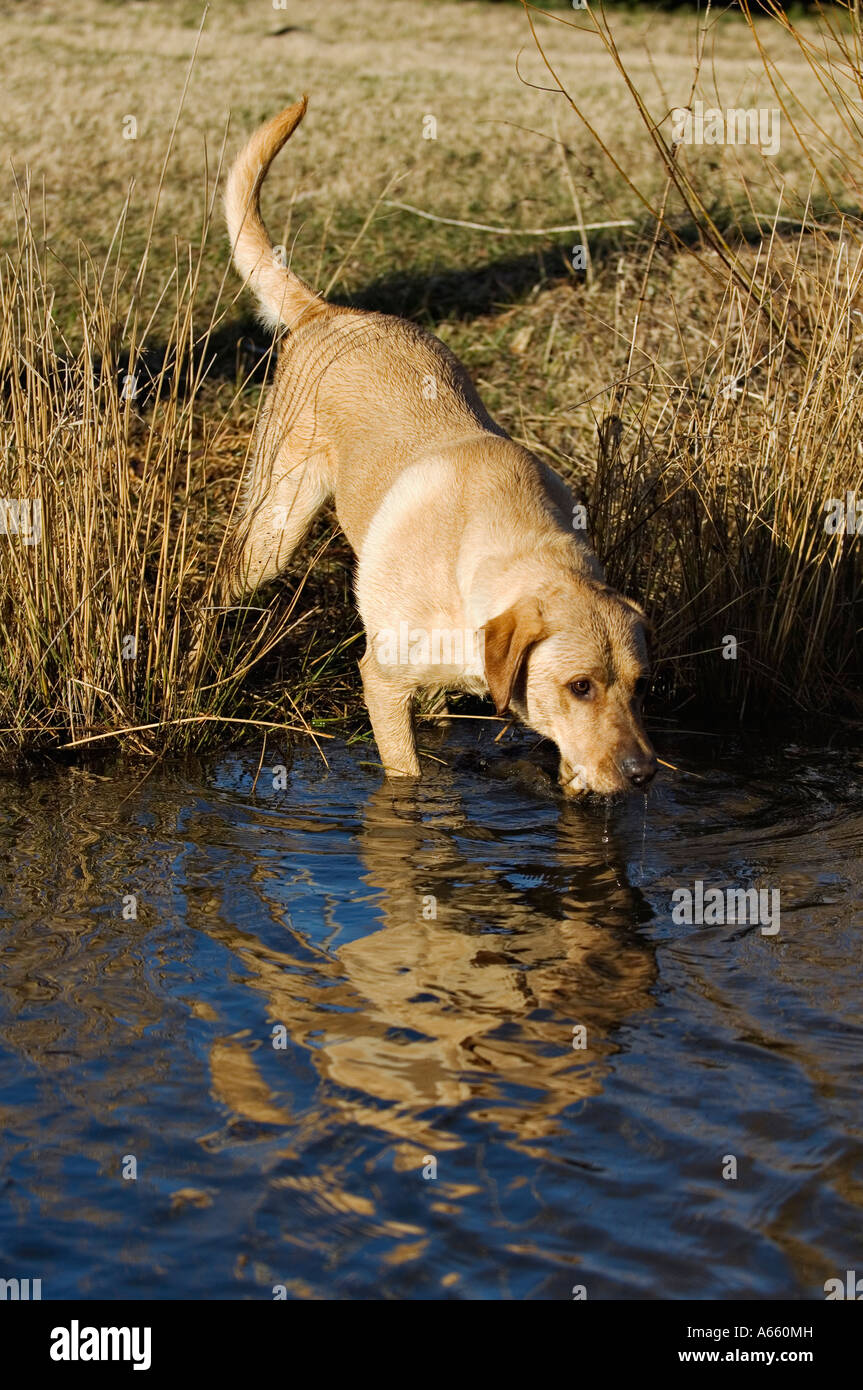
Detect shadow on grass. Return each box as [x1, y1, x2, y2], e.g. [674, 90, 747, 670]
[103, 238, 585, 399]
[124, 203, 822, 392]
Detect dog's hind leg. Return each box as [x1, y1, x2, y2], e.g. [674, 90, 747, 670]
[222, 441, 334, 602]
[182, 443, 332, 683]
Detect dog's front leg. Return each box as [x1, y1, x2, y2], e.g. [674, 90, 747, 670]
[360, 648, 420, 777]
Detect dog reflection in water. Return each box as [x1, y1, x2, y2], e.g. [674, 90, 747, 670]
[205, 776, 657, 1158]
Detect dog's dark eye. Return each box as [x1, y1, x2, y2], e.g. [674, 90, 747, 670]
[569, 679, 592, 698]
[634, 676, 649, 699]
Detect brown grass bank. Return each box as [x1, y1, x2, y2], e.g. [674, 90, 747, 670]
[0, 0, 860, 757]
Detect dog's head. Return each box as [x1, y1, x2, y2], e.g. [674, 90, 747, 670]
[482, 581, 656, 797]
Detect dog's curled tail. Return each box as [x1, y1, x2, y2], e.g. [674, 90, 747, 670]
[224, 96, 326, 331]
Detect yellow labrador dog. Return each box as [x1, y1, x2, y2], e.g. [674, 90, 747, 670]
[220, 98, 656, 796]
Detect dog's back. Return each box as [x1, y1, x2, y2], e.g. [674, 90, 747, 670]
[266, 308, 512, 546]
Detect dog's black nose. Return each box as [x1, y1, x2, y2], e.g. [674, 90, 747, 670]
[623, 754, 657, 788]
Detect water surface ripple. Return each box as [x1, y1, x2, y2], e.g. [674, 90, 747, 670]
[0, 730, 860, 1299]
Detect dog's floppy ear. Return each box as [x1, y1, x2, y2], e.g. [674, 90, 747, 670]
[481, 598, 547, 715]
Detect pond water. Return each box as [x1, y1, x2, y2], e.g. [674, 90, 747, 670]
[0, 726, 861, 1300]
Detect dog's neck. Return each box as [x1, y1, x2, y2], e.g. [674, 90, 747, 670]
[464, 533, 603, 630]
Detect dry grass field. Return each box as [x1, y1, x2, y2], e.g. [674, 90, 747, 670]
[1, 0, 861, 755]
[2, 0, 855, 320]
